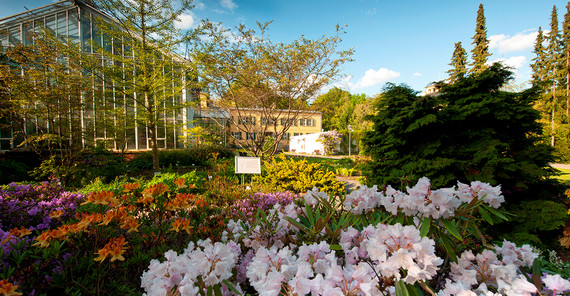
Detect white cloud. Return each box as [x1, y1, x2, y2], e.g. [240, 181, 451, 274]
[489, 56, 527, 70]
[489, 31, 537, 54]
[194, 1, 206, 10]
[355, 68, 400, 88]
[175, 13, 194, 29]
[413, 72, 422, 77]
[221, 0, 238, 11]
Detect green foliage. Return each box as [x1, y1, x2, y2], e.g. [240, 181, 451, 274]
[0, 160, 29, 184]
[363, 64, 556, 194]
[512, 200, 568, 232]
[127, 146, 234, 172]
[145, 171, 203, 191]
[260, 154, 345, 194]
[447, 41, 468, 83]
[31, 147, 127, 188]
[470, 3, 491, 75]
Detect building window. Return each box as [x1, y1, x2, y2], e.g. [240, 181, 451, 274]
[299, 118, 314, 126]
[261, 117, 275, 125]
[232, 132, 242, 140]
[282, 133, 290, 140]
[246, 132, 256, 140]
[280, 118, 297, 126]
[293, 133, 302, 136]
[238, 116, 256, 125]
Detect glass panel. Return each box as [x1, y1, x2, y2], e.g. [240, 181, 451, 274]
[80, 12, 91, 52]
[8, 26, 20, 45]
[57, 12, 67, 39]
[67, 9, 79, 43]
[22, 22, 33, 45]
[45, 15, 56, 33]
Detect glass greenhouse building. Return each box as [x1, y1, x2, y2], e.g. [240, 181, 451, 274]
[0, 0, 196, 151]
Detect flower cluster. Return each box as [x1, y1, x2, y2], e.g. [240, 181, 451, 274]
[227, 203, 301, 250]
[337, 177, 505, 219]
[141, 239, 241, 296]
[229, 191, 298, 221]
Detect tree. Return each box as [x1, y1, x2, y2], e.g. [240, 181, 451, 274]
[469, 3, 491, 75]
[90, 0, 194, 171]
[0, 30, 96, 184]
[193, 22, 352, 159]
[531, 27, 547, 88]
[362, 64, 555, 201]
[546, 5, 562, 147]
[562, 2, 570, 117]
[447, 41, 468, 83]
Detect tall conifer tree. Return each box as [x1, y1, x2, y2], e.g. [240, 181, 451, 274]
[546, 5, 562, 146]
[447, 42, 468, 83]
[470, 3, 491, 75]
[531, 27, 547, 87]
[562, 2, 570, 117]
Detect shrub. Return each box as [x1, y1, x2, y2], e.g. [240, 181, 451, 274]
[0, 159, 30, 185]
[260, 154, 345, 194]
[4, 175, 224, 295]
[127, 146, 234, 172]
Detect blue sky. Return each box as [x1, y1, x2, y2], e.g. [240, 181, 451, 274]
[1, 0, 568, 97]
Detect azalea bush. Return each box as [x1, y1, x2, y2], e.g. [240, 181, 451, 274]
[142, 177, 570, 296]
[0, 175, 227, 295]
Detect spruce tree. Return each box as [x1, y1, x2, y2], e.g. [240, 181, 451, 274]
[546, 5, 562, 147]
[562, 2, 570, 117]
[531, 27, 547, 88]
[447, 42, 468, 83]
[469, 3, 491, 75]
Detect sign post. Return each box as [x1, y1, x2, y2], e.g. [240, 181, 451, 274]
[235, 156, 261, 186]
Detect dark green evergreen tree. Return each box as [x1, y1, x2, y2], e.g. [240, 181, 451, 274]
[531, 27, 547, 88]
[469, 3, 491, 75]
[447, 42, 468, 83]
[363, 64, 555, 198]
[562, 2, 570, 117]
[546, 5, 562, 147]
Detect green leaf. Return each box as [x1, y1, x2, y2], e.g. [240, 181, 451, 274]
[478, 207, 494, 225]
[484, 205, 509, 221]
[285, 217, 307, 231]
[305, 204, 315, 224]
[440, 219, 462, 240]
[223, 280, 242, 295]
[213, 284, 223, 296]
[420, 217, 430, 237]
[440, 234, 458, 262]
[395, 280, 410, 296]
[330, 244, 342, 251]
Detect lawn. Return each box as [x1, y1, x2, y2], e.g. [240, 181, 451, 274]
[555, 168, 570, 185]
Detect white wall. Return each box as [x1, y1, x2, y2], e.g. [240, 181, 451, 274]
[289, 132, 326, 154]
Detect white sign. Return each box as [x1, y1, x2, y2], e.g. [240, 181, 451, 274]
[235, 156, 261, 174]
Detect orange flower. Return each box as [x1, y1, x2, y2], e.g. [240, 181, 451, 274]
[32, 231, 52, 248]
[49, 209, 64, 219]
[166, 193, 195, 210]
[194, 198, 207, 208]
[123, 183, 140, 193]
[82, 191, 117, 206]
[94, 237, 128, 262]
[173, 178, 187, 189]
[0, 279, 22, 296]
[10, 226, 32, 238]
[120, 217, 140, 233]
[170, 218, 192, 234]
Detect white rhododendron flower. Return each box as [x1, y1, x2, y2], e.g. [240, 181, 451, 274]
[343, 185, 381, 214]
[494, 239, 538, 268]
[366, 223, 443, 284]
[542, 273, 570, 294]
[141, 240, 239, 296]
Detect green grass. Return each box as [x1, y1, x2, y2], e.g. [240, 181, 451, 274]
[554, 168, 570, 185]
